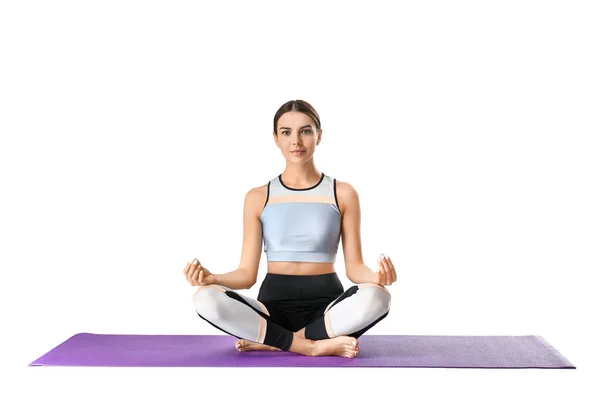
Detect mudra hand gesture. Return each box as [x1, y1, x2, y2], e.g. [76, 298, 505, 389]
[184, 258, 217, 286]
[374, 253, 397, 286]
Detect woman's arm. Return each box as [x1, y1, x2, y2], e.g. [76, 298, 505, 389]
[211, 269, 255, 290]
[212, 186, 264, 290]
[337, 181, 378, 285]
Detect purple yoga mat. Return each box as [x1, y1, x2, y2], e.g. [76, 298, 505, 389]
[29, 333, 575, 368]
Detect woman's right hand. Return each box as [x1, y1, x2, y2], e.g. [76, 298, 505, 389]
[183, 258, 217, 286]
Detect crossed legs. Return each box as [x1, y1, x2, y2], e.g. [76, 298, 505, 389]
[192, 282, 391, 358]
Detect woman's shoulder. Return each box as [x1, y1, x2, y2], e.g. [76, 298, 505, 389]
[334, 179, 359, 215]
[245, 183, 268, 200]
[334, 179, 358, 196]
[244, 182, 270, 217]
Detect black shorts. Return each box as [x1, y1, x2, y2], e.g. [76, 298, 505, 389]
[257, 272, 345, 332]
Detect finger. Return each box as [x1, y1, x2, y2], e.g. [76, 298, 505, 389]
[385, 255, 397, 283]
[188, 265, 196, 280]
[184, 260, 195, 282]
[184, 260, 192, 274]
[381, 255, 392, 285]
[378, 254, 387, 283]
[380, 255, 389, 284]
[188, 260, 199, 279]
[192, 267, 201, 285]
[377, 262, 386, 285]
[389, 259, 397, 282]
[185, 260, 194, 275]
[376, 258, 384, 284]
[190, 263, 202, 279]
[378, 254, 386, 270]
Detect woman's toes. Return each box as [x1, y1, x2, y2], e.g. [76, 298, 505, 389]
[236, 340, 247, 351]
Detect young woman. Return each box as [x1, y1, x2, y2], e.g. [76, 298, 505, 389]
[183, 99, 397, 358]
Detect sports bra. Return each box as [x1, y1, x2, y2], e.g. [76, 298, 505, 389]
[260, 172, 342, 263]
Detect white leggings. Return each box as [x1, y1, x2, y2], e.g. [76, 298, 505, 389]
[192, 272, 391, 351]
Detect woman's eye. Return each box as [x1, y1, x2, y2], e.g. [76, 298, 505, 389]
[281, 130, 311, 135]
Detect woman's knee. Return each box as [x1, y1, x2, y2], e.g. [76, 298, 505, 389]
[357, 283, 392, 316]
[192, 284, 228, 318]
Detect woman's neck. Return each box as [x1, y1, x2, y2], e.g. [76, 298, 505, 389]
[280, 166, 321, 188]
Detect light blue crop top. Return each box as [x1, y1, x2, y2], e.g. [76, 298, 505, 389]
[260, 172, 342, 263]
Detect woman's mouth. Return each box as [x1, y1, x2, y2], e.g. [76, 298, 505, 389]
[291, 150, 305, 156]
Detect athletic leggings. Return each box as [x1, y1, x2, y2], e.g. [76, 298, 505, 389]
[192, 272, 392, 351]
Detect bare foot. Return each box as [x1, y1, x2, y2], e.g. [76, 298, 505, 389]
[235, 339, 282, 352]
[313, 336, 359, 358]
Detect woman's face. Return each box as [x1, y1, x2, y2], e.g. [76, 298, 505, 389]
[273, 111, 321, 163]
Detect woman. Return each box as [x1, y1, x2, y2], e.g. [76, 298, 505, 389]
[183, 99, 397, 358]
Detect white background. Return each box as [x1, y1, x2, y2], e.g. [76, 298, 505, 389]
[1, 0, 598, 399]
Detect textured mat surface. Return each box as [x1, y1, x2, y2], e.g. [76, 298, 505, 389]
[29, 333, 575, 368]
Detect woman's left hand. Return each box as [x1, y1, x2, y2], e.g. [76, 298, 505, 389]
[373, 253, 397, 286]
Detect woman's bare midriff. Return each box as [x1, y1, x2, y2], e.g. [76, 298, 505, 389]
[267, 261, 335, 276]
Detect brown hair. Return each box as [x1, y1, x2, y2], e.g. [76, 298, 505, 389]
[273, 100, 321, 135]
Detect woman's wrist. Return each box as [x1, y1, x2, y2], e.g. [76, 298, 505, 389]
[211, 269, 252, 290]
[348, 263, 379, 284]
